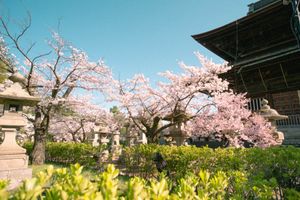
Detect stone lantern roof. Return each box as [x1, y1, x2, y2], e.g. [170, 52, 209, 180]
[259, 99, 288, 121]
[0, 82, 40, 106]
[0, 82, 40, 128]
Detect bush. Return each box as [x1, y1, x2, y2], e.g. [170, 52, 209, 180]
[23, 142, 106, 168]
[22, 142, 300, 198]
[122, 145, 300, 198]
[0, 164, 284, 199]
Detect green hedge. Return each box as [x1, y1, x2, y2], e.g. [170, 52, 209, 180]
[2, 164, 297, 199]
[22, 143, 300, 199]
[23, 142, 106, 168]
[121, 144, 300, 198]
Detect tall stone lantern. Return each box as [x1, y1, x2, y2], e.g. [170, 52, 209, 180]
[0, 82, 40, 188]
[98, 124, 110, 146]
[258, 99, 288, 144]
[164, 110, 190, 146]
[126, 130, 137, 147]
[111, 130, 121, 161]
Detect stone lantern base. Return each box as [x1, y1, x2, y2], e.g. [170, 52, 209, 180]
[0, 128, 32, 189]
[111, 145, 122, 161]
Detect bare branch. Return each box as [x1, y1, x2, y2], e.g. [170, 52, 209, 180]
[22, 113, 35, 123]
[32, 51, 52, 63]
[26, 42, 36, 55]
[16, 13, 31, 42]
[126, 107, 146, 134]
[62, 86, 74, 98]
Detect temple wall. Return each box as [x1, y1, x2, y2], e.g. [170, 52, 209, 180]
[248, 91, 300, 147]
[271, 90, 300, 115]
[279, 127, 300, 147]
[271, 90, 300, 146]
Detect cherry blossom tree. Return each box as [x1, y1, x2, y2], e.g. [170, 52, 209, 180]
[0, 17, 114, 164]
[0, 36, 15, 83]
[187, 92, 278, 147]
[116, 53, 279, 146]
[116, 53, 229, 143]
[48, 96, 112, 142]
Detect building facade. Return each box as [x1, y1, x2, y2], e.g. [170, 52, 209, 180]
[193, 0, 300, 146]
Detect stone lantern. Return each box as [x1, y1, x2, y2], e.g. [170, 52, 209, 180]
[164, 110, 190, 146]
[167, 123, 190, 146]
[92, 123, 110, 164]
[136, 132, 147, 145]
[0, 82, 40, 188]
[90, 122, 100, 147]
[112, 130, 120, 147]
[111, 130, 121, 161]
[92, 122, 110, 146]
[258, 99, 288, 144]
[98, 125, 110, 146]
[126, 129, 137, 147]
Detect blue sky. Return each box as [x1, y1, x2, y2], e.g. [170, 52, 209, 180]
[1, 0, 254, 82]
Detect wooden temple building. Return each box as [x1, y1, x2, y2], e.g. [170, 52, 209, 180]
[192, 0, 300, 146]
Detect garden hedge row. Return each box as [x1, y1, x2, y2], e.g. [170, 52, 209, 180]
[22, 143, 300, 198]
[23, 142, 105, 168]
[121, 144, 300, 197]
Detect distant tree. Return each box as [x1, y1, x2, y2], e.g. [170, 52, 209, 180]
[110, 106, 119, 114]
[49, 97, 111, 142]
[0, 60, 7, 83]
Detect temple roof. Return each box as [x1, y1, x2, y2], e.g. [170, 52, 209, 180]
[192, 0, 299, 67]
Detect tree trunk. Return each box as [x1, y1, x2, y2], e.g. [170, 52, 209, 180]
[31, 105, 50, 165]
[147, 130, 159, 143]
[71, 133, 77, 142]
[31, 128, 47, 164]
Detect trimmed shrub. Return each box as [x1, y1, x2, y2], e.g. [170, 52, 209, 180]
[23, 142, 300, 198]
[0, 164, 285, 199]
[23, 142, 106, 168]
[122, 144, 300, 198]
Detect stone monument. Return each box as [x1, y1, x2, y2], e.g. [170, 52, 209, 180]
[0, 82, 40, 189]
[259, 99, 288, 144]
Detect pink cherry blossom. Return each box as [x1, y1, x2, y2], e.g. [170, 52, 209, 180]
[114, 53, 279, 147]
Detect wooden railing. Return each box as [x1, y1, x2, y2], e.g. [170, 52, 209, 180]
[276, 114, 300, 127]
[247, 98, 300, 128]
[247, 98, 264, 111]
